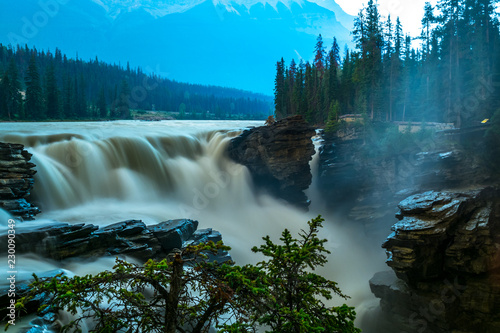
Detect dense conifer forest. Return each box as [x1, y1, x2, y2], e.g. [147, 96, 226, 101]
[274, 0, 500, 129]
[0, 44, 272, 121]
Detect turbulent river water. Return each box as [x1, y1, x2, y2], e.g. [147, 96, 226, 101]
[0, 120, 386, 332]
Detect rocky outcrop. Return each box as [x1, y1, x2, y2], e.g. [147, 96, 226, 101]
[227, 115, 316, 209]
[0, 219, 231, 325]
[317, 128, 492, 232]
[0, 219, 230, 262]
[370, 187, 500, 333]
[0, 142, 40, 220]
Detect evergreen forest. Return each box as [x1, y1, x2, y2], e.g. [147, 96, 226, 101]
[0, 44, 272, 121]
[274, 0, 500, 129]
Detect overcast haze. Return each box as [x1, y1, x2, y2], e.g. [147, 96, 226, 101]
[331, 0, 439, 36]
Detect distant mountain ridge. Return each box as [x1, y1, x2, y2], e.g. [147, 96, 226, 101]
[0, 0, 354, 94]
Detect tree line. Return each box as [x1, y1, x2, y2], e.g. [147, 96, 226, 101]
[0, 44, 272, 121]
[274, 0, 500, 128]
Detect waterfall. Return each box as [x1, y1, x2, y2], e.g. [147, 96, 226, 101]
[0, 121, 385, 332]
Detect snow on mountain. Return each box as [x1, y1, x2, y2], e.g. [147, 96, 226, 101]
[307, 0, 354, 29]
[91, 0, 206, 18]
[0, 0, 354, 94]
[90, 0, 353, 29]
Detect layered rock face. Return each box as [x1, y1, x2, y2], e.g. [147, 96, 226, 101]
[227, 115, 316, 209]
[318, 129, 492, 232]
[0, 142, 40, 220]
[0, 219, 230, 320]
[0, 218, 230, 262]
[370, 187, 500, 333]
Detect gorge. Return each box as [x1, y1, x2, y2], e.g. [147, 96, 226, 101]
[1, 118, 498, 332]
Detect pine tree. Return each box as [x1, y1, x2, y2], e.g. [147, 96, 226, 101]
[287, 58, 297, 116]
[0, 71, 7, 119]
[3, 59, 23, 120]
[437, 0, 464, 126]
[45, 62, 61, 119]
[274, 58, 287, 120]
[110, 84, 118, 119]
[117, 79, 131, 119]
[365, 0, 384, 120]
[293, 60, 306, 118]
[327, 37, 340, 103]
[314, 34, 326, 77]
[421, 2, 435, 60]
[24, 54, 44, 120]
[97, 87, 107, 118]
[62, 74, 73, 118]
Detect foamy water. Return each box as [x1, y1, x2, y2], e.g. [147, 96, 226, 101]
[0, 120, 385, 332]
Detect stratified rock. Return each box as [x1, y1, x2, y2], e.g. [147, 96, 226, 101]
[148, 219, 199, 251]
[0, 219, 226, 262]
[384, 188, 500, 284]
[317, 127, 492, 232]
[0, 219, 231, 329]
[370, 187, 500, 333]
[0, 142, 40, 220]
[227, 115, 316, 209]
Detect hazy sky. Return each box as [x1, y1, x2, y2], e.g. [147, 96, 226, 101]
[334, 0, 439, 36]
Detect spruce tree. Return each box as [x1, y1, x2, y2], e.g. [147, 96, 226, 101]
[97, 87, 107, 118]
[25, 55, 44, 120]
[45, 62, 61, 119]
[117, 79, 131, 119]
[274, 58, 287, 120]
[4, 59, 23, 120]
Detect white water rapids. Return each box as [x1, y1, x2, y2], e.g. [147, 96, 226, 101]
[0, 120, 386, 332]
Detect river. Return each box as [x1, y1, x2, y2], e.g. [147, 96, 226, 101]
[0, 120, 385, 331]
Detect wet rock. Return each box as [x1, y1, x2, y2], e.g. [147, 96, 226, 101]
[371, 187, 500, 332]
[0, 142, 40, 220]
[0, 219, 225, 262]
[317, 129, 492, 232]
[227, 115, 316, 209]
[0, 220, 231, 329]
[148, 219, 199, 251]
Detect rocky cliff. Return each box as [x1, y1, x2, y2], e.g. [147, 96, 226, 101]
[0, 142, 40, 220]
[370, 187, 500, 333]
[227, 115, 316, 209]
[317, 126, 492, 232]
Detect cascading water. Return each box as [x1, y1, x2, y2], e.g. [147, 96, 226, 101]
[0, 121, 385, 332]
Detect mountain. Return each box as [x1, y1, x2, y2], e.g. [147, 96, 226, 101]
[0, 0, 354, 94]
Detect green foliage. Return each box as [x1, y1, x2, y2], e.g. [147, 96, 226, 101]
[17, 242, 248, 333]
[235, 216, 360, 333]
[13, 217, 359, 333]
[274, 0, 500, 128]
[324, 100, 341, 134]
[24, 55, 44, 120]
[0, 44, 272, 121]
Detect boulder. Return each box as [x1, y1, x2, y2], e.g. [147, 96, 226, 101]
[227, 115, 316, 209]
[0, 219, 225, 262]
[0, 219, 231, 329]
